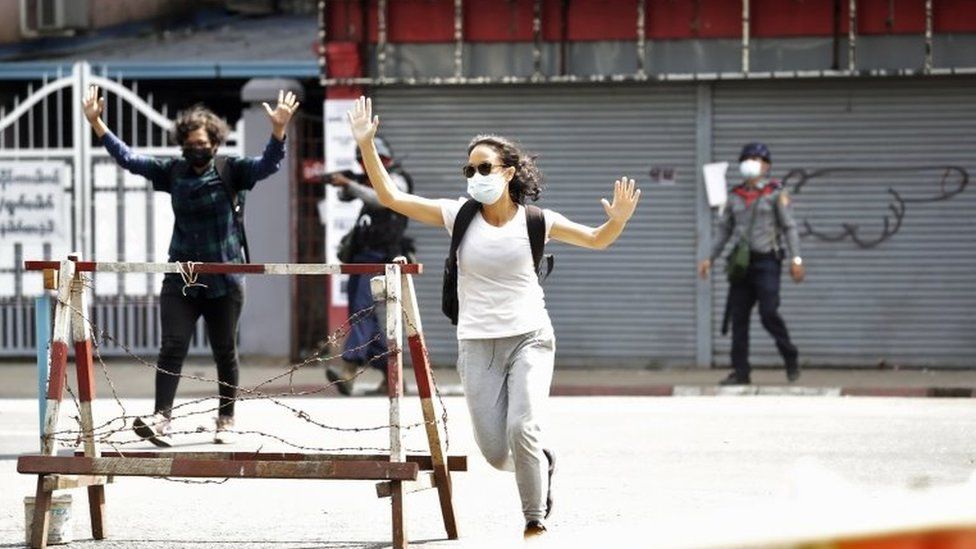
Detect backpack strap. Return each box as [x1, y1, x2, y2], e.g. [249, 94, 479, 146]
[448, 199, 482, 269]
[525, 205, 545, 271]
[214, 157, 234, 197]
[214, 156, 251, 263]
[526, 204, 554, 281]
[442, 200, 481, 325]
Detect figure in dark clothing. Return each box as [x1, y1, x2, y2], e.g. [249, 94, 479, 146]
[699, 142, 806, 385]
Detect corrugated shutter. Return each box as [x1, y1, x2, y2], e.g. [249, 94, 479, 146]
[711, 78, 976, 368]
[374, 85, 698, 367]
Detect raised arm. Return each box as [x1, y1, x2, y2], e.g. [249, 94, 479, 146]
[330, 171, 410, 208]
[549, 177, 641, 250]
[347, 96, 444, 227]
[83, 85, 170, 188]
[225, 90, 298, 188]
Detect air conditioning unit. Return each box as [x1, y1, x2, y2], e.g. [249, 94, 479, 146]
[25, 0, 90, 33]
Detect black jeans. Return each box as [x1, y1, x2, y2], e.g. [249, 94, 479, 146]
[729, 254, 798, 378]
[155, 286, 243, 418]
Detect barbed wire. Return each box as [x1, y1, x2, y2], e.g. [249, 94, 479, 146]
[43, 271, 454, 480]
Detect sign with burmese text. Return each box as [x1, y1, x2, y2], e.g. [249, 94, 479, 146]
[0, 161, 70, 246]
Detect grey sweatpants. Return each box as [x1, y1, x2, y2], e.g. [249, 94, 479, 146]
[457, 327, 555, 523]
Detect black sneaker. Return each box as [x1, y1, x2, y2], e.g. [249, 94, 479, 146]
[543, 449, 555, 519]
[523, 520, 547, 539]
[132, 414, 172, 448]
[719, 372, 751, 386]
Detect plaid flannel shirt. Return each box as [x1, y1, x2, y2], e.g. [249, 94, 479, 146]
[101, 131, 286, 298]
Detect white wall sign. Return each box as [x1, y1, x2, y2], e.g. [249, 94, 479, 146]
[0, 161, 70, 245]
[703, 161, 730, 213]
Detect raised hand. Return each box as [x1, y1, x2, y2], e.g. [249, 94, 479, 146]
[601, 177, 642, 223]
[82, 84, 104, 125]
[262, 90, 300, 138]
[346, 96, 378, 144]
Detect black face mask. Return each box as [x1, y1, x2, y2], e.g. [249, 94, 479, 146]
[182, 147, 214, 168]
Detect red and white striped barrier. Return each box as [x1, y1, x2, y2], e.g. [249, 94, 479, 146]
[399, 268, 459, 539]
[40, 259, 74, 457]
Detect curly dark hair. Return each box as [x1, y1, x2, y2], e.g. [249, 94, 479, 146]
[171, 104, 230, 147]
[467, 134, 544, 204]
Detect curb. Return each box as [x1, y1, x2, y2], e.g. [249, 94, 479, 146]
[246, 384, 976, 398]
[551, 385, 976, 398]
[548, 385, 842, 397]
[839, 386, 976, 398]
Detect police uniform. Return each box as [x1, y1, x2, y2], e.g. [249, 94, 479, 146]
[710, 143, 802, 384]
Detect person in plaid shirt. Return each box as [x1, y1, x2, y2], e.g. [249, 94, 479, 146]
[82, 84, 299, 445]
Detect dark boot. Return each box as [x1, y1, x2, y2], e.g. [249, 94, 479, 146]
[719, 372, 751, 386]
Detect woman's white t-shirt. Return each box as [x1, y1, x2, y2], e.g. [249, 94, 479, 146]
[440, 198, 567, 340]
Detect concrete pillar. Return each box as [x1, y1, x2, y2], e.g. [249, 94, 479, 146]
[694, 83, 714, 368]
[237, 78, 304, 357]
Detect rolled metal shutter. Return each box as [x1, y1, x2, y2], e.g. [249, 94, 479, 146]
[374, 84, 698, 367]
[711, 78, 976, 368]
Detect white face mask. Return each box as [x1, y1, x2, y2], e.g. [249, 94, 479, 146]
[466, 172, 507, 205]
[739, 159, 764, 180]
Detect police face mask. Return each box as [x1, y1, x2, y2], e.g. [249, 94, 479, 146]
[466, 172, 508, 205]
[183, 146, 214, 168]
[739, 159, 764, 180]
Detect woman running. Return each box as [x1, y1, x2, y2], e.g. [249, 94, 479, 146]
[347, 96, 640, 539]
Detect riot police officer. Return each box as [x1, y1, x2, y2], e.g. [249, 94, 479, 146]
[325, 136, 415, 395]
[698, 142, 805, 385]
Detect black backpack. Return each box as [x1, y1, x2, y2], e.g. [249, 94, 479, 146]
[441, 200, 554, 325]
[169, 157, 250, 263]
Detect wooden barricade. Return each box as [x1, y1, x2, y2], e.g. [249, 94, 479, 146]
[18, 258, 462, 549]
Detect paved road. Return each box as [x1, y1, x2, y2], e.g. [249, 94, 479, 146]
[1, 396, 974, 548]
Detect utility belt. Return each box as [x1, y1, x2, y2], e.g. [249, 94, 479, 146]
[749, 250, 783, 262]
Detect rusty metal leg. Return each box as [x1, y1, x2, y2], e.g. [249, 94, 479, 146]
[30, 476, 52, 549]
[400, 270, 459, 539]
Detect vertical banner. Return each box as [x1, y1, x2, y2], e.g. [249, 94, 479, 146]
[322, 98, 362, 307]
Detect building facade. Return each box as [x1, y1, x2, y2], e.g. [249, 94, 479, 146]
[320, 0, 976, 368]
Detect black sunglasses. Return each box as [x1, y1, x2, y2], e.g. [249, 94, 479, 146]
[462, 161, 503, 178]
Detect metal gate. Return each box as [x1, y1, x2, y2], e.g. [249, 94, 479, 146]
[0, 61, 244, 357]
